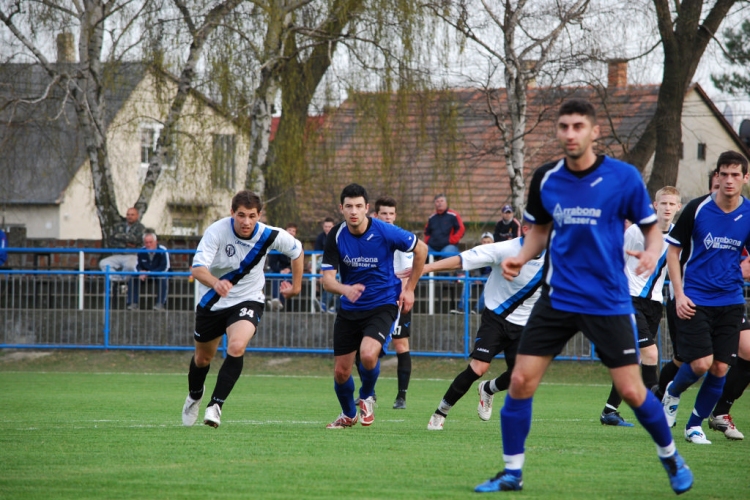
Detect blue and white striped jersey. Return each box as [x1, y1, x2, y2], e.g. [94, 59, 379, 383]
[460, 237, 544, 326]
[666, 194, 750, 306]
[192, 218, 302, 311]
[322, 217, 417, 311]
[525, 155, 656, 315]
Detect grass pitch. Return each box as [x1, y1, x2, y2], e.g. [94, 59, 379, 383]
[1, 351, 748, 499]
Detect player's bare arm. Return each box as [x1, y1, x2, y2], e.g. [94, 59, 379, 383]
[666, 244, 695, 319]
[628, 222, 661, 277]
[191, 265, 232, 297]
[280, 253, 304, 299]
[399, 239, 427, 313]
[322, 268, 365, 303]
[502, 222, 550, 280]
[423, 255, 462, 274]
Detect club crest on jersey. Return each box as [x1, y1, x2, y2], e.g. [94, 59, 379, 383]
[553, 203, 602, 226]
[703, 233, 742, 251]
[225, 244, 236, 257]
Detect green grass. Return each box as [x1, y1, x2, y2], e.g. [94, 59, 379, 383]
[1, 351, 748, 499]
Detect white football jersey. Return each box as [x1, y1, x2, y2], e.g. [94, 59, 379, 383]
[624, 223, 671, 302]
[393, 249, 413, 275]
[460, 238, 545, 326]
[193, 218, 302, 311]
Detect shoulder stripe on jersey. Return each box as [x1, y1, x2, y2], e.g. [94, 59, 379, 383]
[198, 227, 279, 310]
[492, 267, 544, 318]
[639, 251, 668, 299]
[539, 159, 565, 191]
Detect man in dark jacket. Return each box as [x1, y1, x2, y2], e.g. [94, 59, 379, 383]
[99, 207, 145, 284]
[424, 194, 465, 256]
[128, 230, 170, 311]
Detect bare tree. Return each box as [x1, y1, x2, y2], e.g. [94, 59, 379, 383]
[424, 0, 590, 215]
[625, 0, 740, 195]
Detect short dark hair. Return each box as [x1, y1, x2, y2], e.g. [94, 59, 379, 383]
[323, 217, 335, 224]
[375, 196, 397, 213]
[285, 222, 298, 230]
[558, 98, 597, 122]
[231, 190, 263, 213]
[715, 150, 749, 176]
[708, 171, 719, 191]
[340, 183, 368, 204]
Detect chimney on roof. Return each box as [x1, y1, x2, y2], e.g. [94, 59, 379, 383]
[607, 59, 627, 88]
[56, 32, 76, 63]
[522, 60, 537, 88]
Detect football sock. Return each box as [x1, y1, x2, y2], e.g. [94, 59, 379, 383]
[603, 383, 622, 413]
[335, 375, 357, 418]
[657, 360, 680, 399]
[490, 370, 511, 393]
[641, 363, 659, 392]
[396, 352, 411, 397]
[631, 390, 673, 448]
[443, 365, 481, 406]
[501, 395, 532, 457]
[687, 372, 725, 429]
[436, 400, 452, 417]
[714, 357, 750, 415]
[210, 353, 243, 408]
[188, 356, 209, 399]
[670, 363, 701, 397]
[358, 360, 380, 400]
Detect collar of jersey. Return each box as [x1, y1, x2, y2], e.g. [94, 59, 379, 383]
[230, 218, 259, 240]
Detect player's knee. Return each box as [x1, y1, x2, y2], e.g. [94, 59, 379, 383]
[690, 357, 712, 375]
[618, 384, 644, 406]
[509, 370, 536, 397]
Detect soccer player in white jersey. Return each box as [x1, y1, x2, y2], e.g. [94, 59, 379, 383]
[476, 99, 692, 494]
[599, 186, 681, 427]
[181, 191, 304, 428]
[663, 150, 750, 444]
[374, 196, 415, 409]
[424, 224, 544, 430]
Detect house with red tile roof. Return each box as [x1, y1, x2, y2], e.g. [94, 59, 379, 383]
[299, 61, 749, 240]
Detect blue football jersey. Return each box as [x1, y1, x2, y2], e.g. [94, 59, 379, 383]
[525, 155, 656, 315]
[321, 217, 418, 311]
[666, 194, 750, 306]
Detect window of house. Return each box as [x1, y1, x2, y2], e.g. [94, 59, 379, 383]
[697, 143, 707, 161]
[212, 134, 236, 190]
[140, 123, 176, 181]
[171, 219, 200, 236]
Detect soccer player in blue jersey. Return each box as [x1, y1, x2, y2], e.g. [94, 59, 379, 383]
[475, 99, 692, 494]
[181, 191, 304, 428]
[599, 186, 681, 427]
[662, 150, 750, 445]
[424, 224, 544, 430]
[323, 184, 427, 428]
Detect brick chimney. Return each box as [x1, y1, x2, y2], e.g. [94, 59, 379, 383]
[56, 32, 76, 63]
[607, 59, 627, 88]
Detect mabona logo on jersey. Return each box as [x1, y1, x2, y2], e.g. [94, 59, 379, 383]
[342, 255, 378, 268]
[703, 233, 742, 251]
[553, 203, 602, 226]
[225, 244, 236, 257]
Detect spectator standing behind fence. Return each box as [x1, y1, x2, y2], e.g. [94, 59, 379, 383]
[0, 227, 7, 266]
[314, 217, 336, 313]
[99, 207, 145, 289]
[424, 194, 465, 255]
[127, 231, 170, 311]
[493, 205, 520, 242]
[267, 223, 298, 311]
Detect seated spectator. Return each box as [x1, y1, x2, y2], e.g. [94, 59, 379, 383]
[493, 205, 520, 242]
[100, 207, 145, 288]
[266, 222, 297, 311]
[127, 230, 170, 311]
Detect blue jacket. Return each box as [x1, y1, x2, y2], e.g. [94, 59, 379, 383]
[0, 229, 7, 266]
[136, 245, 169, 273]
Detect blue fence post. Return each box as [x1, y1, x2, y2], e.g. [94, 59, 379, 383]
[463, 274, 471, 358]
[103, 266, 111, 350]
